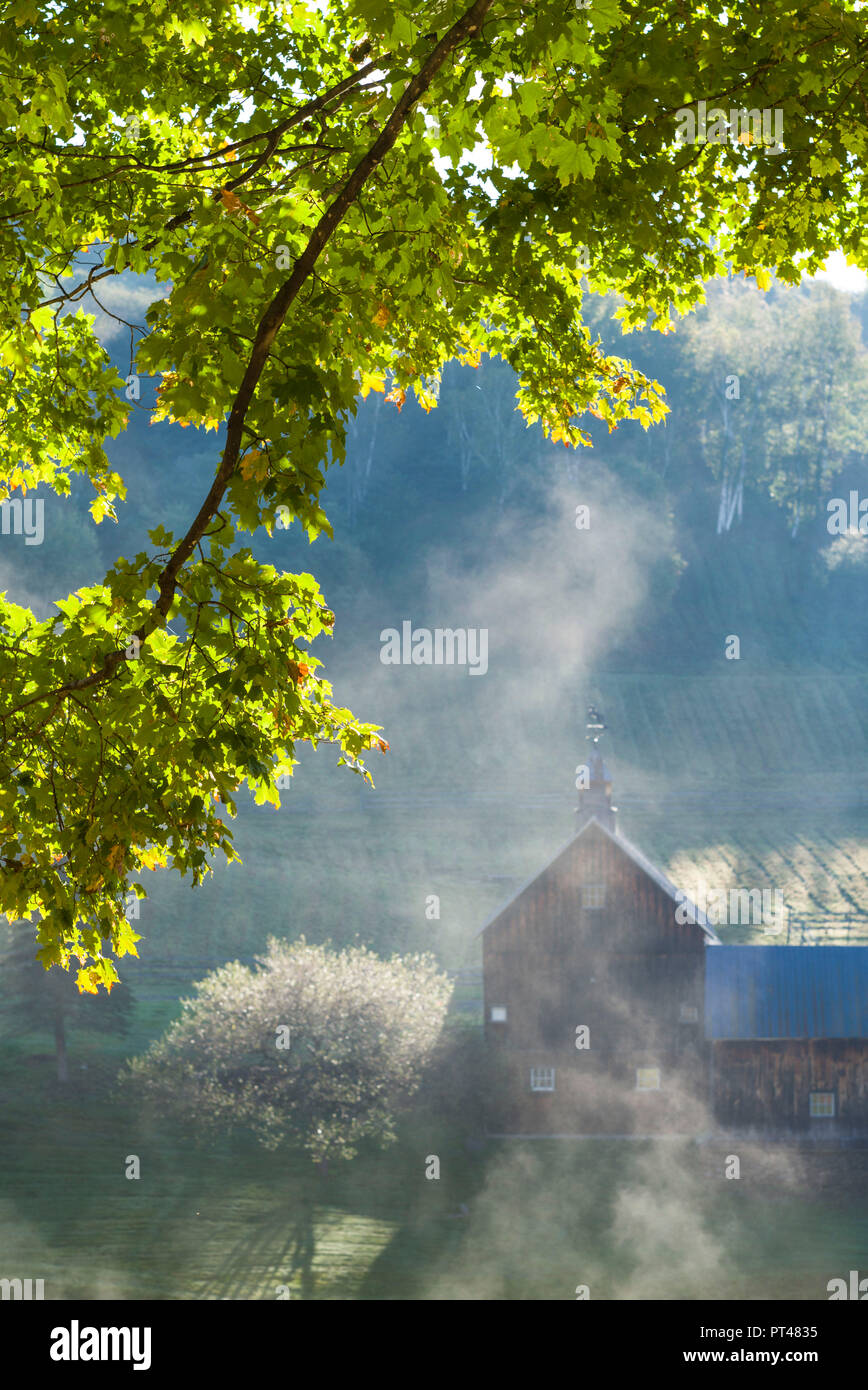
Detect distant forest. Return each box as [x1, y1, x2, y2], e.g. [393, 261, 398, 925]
[7, 274, 868, 675]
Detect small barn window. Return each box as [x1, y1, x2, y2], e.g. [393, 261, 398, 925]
[582, 882, 606, 910]
[636, 1067, 661, 1091]
[530, 1067, 555, 1092]
[490, 1006, 507, 1022]
[809, 1091, 835, 1118]
[679, 1004, 699, 1023]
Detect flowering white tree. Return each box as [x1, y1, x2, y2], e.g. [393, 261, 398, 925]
[122, 938, 452, 1163]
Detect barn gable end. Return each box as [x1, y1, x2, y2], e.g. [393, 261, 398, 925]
[482, 817, 718, 1135]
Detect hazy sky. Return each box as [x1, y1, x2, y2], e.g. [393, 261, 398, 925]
[815, 250, 868, 293]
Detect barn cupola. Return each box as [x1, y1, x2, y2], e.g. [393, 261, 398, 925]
[576, 705, 617, 833]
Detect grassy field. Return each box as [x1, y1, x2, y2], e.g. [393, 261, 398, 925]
[1, 1044, 866, 1301]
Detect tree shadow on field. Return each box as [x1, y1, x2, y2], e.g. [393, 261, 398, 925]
[193, 1191, 317, 1301]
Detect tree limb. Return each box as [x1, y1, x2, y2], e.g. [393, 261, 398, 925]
[6, 0, 497, 716]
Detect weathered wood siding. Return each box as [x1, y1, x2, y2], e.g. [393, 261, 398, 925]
[489, 1048, 709, 1135]
[712, 1039, 868, 1133]
[483, 821, 710, 1133]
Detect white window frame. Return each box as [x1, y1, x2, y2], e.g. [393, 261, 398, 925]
[530, 1066, 555, 1092]
[679, 1004, 699, 1023]
[490, 1005, 507, 1023]
[809, 1091, 835, 1118]
[582, 881, 606, 910]
[636, 1067, 661, 1091]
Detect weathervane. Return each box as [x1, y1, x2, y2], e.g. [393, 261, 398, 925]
[586, 705, 606, 745]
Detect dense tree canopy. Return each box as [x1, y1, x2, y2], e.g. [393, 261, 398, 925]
[2, 0, 868, 989]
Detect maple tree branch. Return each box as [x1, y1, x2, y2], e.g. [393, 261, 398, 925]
[30, 60, 383, 309]
[151, 0, 496, 596]
[6, 0, 498, 718]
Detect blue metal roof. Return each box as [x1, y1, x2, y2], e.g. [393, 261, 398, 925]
[705, 946, 868, 1040]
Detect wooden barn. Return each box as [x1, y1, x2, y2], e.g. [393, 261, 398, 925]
[481, 714, 868, 1138]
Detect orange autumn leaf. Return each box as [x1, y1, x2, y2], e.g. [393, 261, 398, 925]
[377, 738, 389, 753]
[106, 843, 125, 875]
[219, 186, 259, 223]
[240, 449, 268, 481]
[385, 386, 406, 411]
[372, 303, 390, 329]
